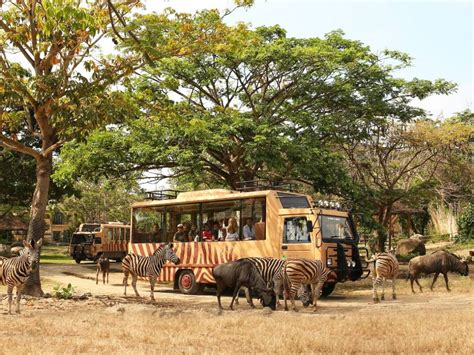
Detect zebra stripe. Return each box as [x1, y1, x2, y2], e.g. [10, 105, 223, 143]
[281, 258, 332, 312]
[0, 239, 42, 314]
[367, 252, 399, 302]
[122, 243, 180, 301]
[243, 257, 313, 307]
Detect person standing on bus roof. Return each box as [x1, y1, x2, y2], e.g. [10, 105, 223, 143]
[243, 218, 256, 240]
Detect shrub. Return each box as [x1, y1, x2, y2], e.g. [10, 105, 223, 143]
[456, 202, 474, 243]
[53, 283, 76, 299]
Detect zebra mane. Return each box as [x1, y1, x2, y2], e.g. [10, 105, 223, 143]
[152, 244, 166, 256]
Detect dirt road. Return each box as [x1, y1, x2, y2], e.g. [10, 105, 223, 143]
[1, 262, 472, 354]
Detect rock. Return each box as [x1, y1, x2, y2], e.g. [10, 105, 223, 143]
[396, 238, 426, 256]
[410, 234, 429, 243]
[20, 299, 27, 305]
[10, 246, 23, 256]
[261, 307, 273, 315]
[42, 293, 52, 299]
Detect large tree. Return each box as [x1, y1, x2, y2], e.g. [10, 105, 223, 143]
[341, 119, 473, 251]
[0, 0, 140, 295]
[54, 23, 454, 193]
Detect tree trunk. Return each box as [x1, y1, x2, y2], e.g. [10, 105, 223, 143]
[22, 155, 53, 296]
[375, 204, 394, 252]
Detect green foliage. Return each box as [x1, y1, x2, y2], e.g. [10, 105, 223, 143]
[56, 178, 143, 230]
[456, 202, 474, 243]
[53, 283, 76, 299]
[55, 18, 454, 194]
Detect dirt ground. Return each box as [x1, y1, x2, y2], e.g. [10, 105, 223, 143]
[0, 262, 473, 354]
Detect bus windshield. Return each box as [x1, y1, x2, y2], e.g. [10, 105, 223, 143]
[320, 215, 354, 241]
[71, 234, 93, 244]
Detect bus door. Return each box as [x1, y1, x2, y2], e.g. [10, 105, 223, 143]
[280, 214, 315, 260]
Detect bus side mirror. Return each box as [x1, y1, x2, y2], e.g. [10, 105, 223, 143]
[307, 220, 314, 232]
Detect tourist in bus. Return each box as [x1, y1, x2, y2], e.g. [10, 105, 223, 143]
[243, 218, 256, 240]
[201, 223, 214, 241]
[173, 224, 189, 242]
[225, 217, 239, 241]
[218, 219, 227, 241]
[189, 224, 200, 241]
[211, 221, 220, 241]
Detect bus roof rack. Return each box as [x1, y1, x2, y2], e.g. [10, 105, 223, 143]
[145, 190, 182, 201]
[235, 179, 298, 192]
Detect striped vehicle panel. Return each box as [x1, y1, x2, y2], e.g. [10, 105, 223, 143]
[130, 242, 241, 283]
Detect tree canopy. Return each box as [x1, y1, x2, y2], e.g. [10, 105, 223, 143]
[54, 21, 455, 193]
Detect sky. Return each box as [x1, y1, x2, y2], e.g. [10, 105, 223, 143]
[146, 0, 473, 119]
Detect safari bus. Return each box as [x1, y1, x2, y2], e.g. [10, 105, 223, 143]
[130, 181, 370, 295]
[69, 222, 131, 263]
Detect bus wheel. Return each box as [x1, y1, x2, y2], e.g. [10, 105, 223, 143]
[178, 270, 204, 295]
[74, 259, 82, 264]
[321, 283, 336, 297]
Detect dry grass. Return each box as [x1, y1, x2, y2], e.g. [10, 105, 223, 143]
[0, 273, 473, 354]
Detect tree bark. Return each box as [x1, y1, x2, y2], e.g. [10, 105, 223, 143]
[22, 154, 53, 296]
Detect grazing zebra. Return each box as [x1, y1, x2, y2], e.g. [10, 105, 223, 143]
[122, 243, 180, 301]
[281, 258, 332, 312]
[237, 257, 312, 308]
[0, 239, 42, 314]
[366, 252, 399, 302]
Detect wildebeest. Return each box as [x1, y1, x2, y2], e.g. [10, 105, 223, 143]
[96, 255, 110, 285]
[212, 259, 277, 310]
[408, 250, 469, 293]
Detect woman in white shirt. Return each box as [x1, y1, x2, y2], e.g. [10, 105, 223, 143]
[225, 217, 239, 241]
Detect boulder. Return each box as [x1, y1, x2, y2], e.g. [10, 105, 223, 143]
[396, 238, 426, 256]
[410, 234, 429, 243]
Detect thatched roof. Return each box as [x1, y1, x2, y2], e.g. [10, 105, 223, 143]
[0, 215, 29, 230]
[390, 201, 424, 215]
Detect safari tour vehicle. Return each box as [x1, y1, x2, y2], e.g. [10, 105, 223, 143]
[69, 222, 131, 263]
[130, 181, 370, 295]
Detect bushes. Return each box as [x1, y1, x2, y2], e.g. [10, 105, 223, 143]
[456, 202, 474, 243]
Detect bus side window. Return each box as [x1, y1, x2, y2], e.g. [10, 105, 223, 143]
[126, 228, 130, 242]
[107, 228, 113, 242]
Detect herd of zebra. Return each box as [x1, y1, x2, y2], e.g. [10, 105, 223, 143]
[0, 240, 469, 315]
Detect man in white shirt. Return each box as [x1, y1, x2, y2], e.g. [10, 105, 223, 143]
[243, 218, 256, 240]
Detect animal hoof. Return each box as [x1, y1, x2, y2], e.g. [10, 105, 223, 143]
[373, 298, 380, 304]
[392, 295, 397, 300]
[381, 295, 385, 301]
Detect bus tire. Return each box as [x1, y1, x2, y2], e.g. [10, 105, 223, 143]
[321, 283, 336, 297]
[178, 270, 204, 295]
[74, 258, 82, 264]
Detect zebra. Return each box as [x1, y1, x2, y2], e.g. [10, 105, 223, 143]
[0, 239, 42, 315]
[122, 243, 180, 301]
[366, 252, 399, 303]
[235, 257, 312, 308]
[280, 258, 332, 312]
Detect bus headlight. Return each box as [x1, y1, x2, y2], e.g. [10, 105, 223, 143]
[327, 258, 333, 266]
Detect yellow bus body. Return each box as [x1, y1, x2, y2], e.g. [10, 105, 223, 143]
[130, 189, 369, 293]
